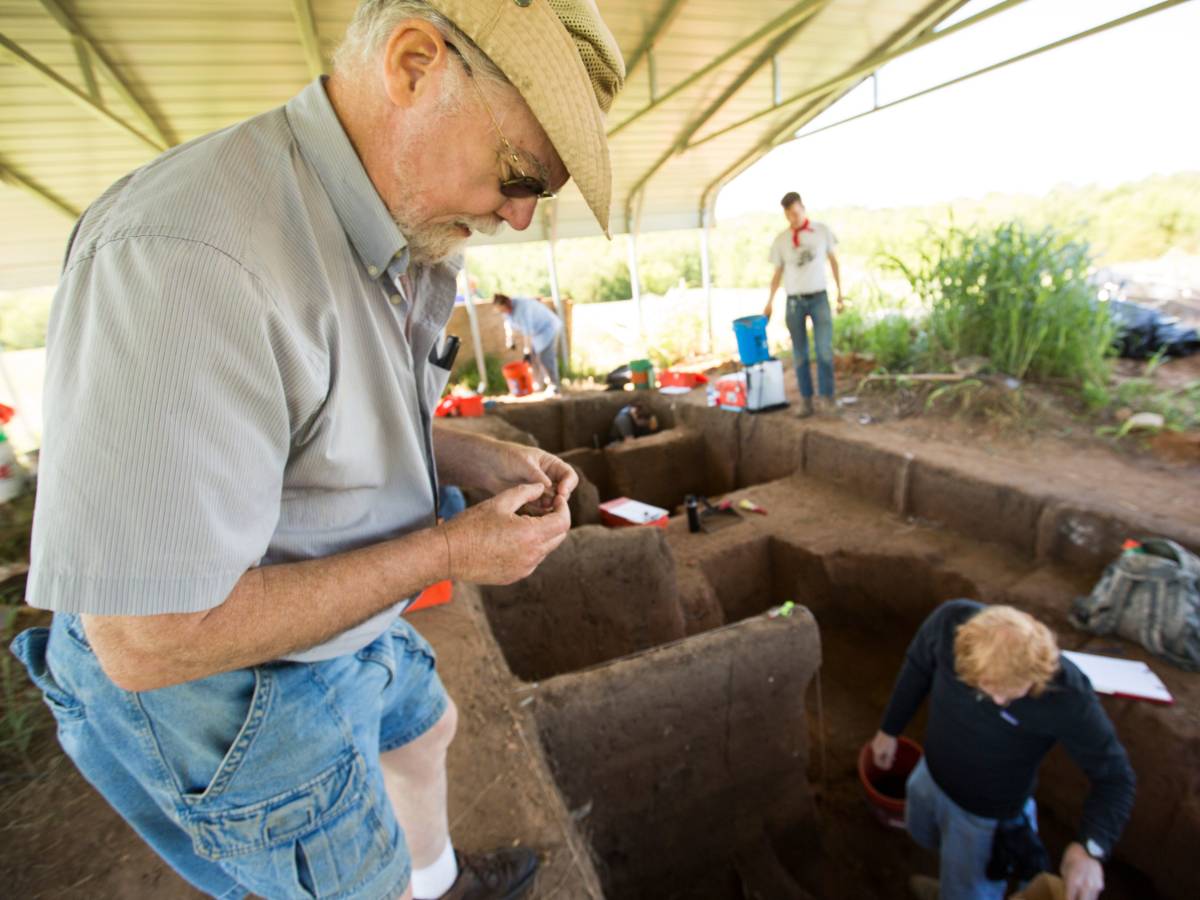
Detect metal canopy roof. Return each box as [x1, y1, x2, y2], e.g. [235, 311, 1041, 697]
[0, 0, 971, 289]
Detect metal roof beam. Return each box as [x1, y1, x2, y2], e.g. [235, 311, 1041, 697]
[676, 4, 827, 150]
[0, 159, 81, 220]
[624, 0, 687, 83]
[290, 0, 326, 79]
[698, 0, 967, 219]
[622, 2, 828, 231]
[72, 35, 99, 99]
[0, 33, 165, 152]
[688, 0, 1032, 151]
[36, 0, 174, 148]
[783, 0, 1194, 147]
[609, 0, 828, 138]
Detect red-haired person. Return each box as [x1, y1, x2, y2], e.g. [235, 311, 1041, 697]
[872, 601, 1135, 900]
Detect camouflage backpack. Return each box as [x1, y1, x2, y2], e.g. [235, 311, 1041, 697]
[1071, 538, 1200, 672]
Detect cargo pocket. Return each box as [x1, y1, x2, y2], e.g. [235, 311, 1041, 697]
[9, 627, 85, 720]
[187, 750, 395, 899]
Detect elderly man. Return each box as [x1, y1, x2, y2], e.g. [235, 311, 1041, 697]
[763, 191, 843, 417]
[492, 293, 563, 393]
[10, 2, 623, 899]
[871, 601, 1135, 900]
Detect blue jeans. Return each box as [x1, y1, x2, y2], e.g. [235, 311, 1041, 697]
[533, 343, 560, 390]
[905, 758, 1038, 900]
[10, 613, 448, 899]
[785, 291, 834, 398]
[438, 484, 467, 521]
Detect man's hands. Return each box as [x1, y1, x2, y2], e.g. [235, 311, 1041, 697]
[479, 442, 578, 515]
[836, 294, 845, 314]
[441, 481, 570, 584]
[871, 730, 898, 769]
[1061, 842, 1104, 900]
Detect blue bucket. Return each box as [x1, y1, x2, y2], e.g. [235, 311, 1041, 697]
[733, 315, 770, 365]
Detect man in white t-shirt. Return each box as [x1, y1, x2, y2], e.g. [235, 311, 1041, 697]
[763, 191, 843, 416]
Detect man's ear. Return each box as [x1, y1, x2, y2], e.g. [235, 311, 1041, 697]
[381, 19, 451, 110]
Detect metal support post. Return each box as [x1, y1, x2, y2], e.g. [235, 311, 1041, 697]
[700, 206, 714, 354]
[459, 252, 487, 394]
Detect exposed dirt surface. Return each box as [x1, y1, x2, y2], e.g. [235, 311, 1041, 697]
[4, 384, 1199, 899]
[0, 596, 603, 899]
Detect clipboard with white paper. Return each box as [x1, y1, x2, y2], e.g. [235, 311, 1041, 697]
[1062, 650, 1174, 705]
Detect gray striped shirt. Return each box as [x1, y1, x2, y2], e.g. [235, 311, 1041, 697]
[28, 78, 458, 661]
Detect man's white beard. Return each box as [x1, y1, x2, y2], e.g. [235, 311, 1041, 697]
[391, 197, 504, 267]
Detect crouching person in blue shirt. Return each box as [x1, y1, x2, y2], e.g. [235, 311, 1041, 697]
[871, 601, 1135, 900]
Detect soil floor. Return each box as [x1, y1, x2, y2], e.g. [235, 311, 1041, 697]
[2, 371, 1198, 897]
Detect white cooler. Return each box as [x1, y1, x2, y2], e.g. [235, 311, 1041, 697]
[745, 359, 787, 412]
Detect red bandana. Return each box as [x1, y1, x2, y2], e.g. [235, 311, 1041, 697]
[791, 218, 813, 247]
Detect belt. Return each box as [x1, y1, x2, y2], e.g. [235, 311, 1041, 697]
[787, 290, 826, 300]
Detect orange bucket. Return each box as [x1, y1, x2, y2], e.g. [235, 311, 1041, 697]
[857, 736, 922, 828]
[502, 360, 534, 396]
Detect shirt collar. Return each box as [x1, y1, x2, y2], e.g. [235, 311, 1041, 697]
[286, 77, 407, 278]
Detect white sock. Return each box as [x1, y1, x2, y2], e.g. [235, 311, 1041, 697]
[411, 841, 458, 900]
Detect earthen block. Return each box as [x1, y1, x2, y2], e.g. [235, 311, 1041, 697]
[907, 461, 1043, 558]
[736, 413, 806, 486]
[803, 430, 903, 510]
[535, 612, 821, 898]
[480, 525, 685, 681]
[434, 415, 537, 447]
[493, 401, 564, 452]
[607, 428, 708, 512]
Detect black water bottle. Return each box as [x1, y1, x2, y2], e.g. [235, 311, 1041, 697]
[685, 494, 701, 533]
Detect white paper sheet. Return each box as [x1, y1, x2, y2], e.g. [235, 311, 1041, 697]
[603, 498, 669, 523]
[1062, 650, 1174, 704]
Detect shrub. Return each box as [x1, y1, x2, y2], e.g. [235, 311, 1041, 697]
[450, 354, 508, 396]
[865, 313, 917, 372]
[883, 222, 1114, 400]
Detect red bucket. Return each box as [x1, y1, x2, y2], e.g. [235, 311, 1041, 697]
[502, 361, 534, 397]
[857, 736, 922, 829]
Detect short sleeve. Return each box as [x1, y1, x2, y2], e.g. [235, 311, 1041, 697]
[768, 234, 784, 267]
[825, 224, 838, 251]
[28, 236, 299, 616]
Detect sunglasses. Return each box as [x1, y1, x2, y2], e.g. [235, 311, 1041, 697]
[448, 44, 555, 201]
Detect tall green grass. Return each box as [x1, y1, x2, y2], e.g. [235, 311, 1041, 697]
[883, 222, 1115, 401]
[833, 307, 916, 373]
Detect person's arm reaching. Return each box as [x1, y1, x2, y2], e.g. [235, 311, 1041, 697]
[764, 265, 783, 319]
[1056, 679, 1136, 900]
[828, 250, 843, 312]
[84, 481, 570, 692]
[872, 605, 946, 768]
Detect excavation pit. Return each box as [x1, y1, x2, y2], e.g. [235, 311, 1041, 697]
[474, 396, 1196, 899]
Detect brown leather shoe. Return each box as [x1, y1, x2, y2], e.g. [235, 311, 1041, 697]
[438, 848, 539, 900]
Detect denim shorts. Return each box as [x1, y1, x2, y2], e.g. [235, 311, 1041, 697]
[10, 613, 449, 899]
[905, 757, 1037, 900]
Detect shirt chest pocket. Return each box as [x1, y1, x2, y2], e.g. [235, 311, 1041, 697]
[423, 357, 451, 410]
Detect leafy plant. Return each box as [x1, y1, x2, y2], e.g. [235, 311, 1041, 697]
[449, 354, 508, 396]
[883, 221, 1115, 401]
[1107, 378, 1200, 433]
[864, 314, 916, 372]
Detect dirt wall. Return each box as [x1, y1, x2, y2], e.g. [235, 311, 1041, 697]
[534, 613, 822, 899]
[480, 526, 686, 682]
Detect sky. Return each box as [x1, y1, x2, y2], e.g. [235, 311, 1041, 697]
[717, 0, 1200, 217]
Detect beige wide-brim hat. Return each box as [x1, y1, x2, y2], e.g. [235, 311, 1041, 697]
[427, 0, 625, 235]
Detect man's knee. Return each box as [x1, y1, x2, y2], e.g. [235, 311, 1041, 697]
[382, 700, 458, 776]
